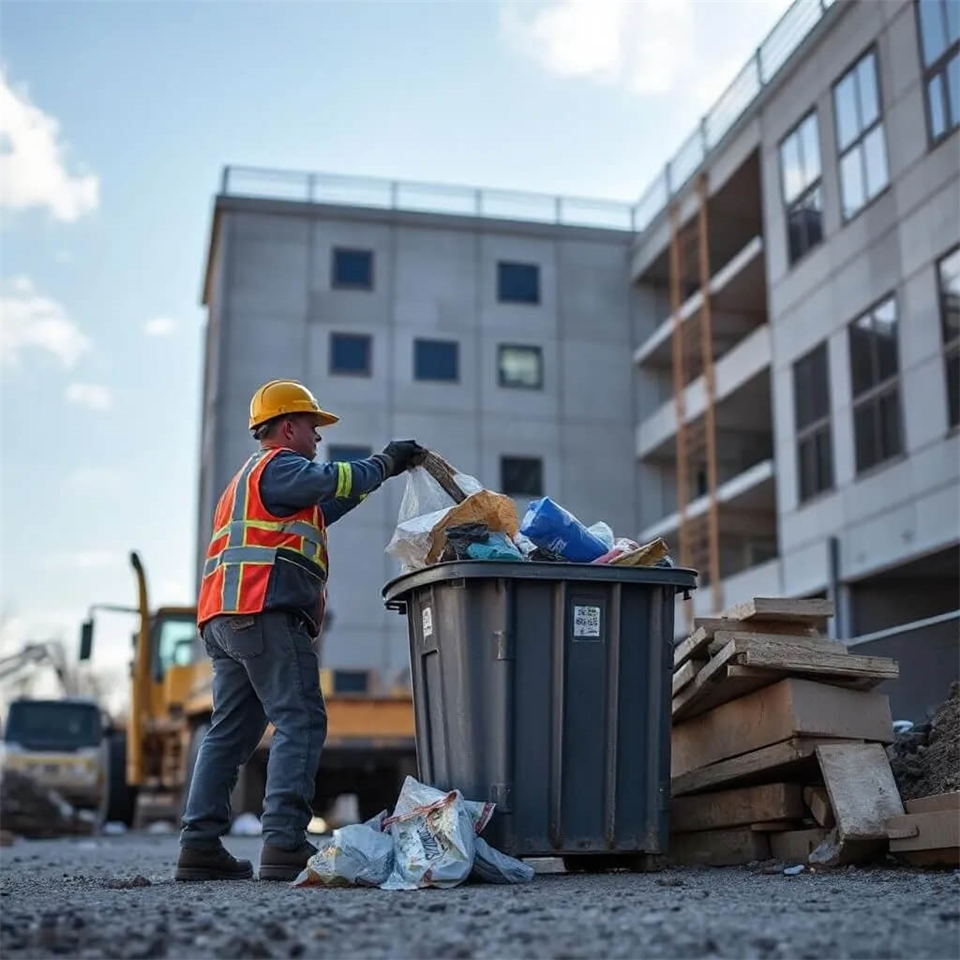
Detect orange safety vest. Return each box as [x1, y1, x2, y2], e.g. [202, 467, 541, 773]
[197, 446, 329, 628]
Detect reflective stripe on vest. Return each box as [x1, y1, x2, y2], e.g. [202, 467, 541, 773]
[197, 447, 327, 624]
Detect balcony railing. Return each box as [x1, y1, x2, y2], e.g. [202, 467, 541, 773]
[219, 0, 838, 237]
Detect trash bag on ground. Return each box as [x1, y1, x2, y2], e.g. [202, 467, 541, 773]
[380, 788, 478, 890]
[519, 497, 610, 563]
[292, 811, 394, 888]
[389, 775, 495, 835]
[471, 837, 535, 884]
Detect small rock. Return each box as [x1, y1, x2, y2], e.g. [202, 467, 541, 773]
[105, 875, 152, 889]
[425, 901, 448, 913]
[784, 865, 805, 876]
[657, 877, 684, 887]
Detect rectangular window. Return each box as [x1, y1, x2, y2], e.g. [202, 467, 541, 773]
[500, 456, 543, 498]
[938, 245, 960, 427]
[498, 344, 543, 389]
[779, 111, 824, 265]
[414, 339, 459, 382]
[329, 332, 372, 376]
[497, 262, 540, 304]
[793, 342, 834, 502]
[849, 297, 903, 474]
[332, 248, 374, 290]
[916, 0, 960, 144]
[833, 49, 889, 220]
[327, 444, 373, 462]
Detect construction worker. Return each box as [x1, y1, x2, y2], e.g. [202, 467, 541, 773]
[175, 380, 424, 882]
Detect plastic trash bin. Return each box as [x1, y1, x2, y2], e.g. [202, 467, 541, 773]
[383, 560, 697, 870]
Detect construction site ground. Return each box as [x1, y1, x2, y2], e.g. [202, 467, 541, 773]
[1, 833, 957, 959]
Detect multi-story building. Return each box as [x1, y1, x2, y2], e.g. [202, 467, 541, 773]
[198, 178, 638, 681]
[198, 0, 958, 706]
[631, 0, 958, 664]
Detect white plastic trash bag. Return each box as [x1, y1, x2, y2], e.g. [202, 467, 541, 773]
[471, 836, 535, 884]
[389, 775, 495, 836]
[380, 785, 478, 890]
[386, 466, 484, 572]
[292, 812, 394, 888]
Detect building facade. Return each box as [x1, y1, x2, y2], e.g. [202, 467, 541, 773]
[631, 0, 959, 647]
[199, 187, 638, 680]
[198, 0, 959, 691]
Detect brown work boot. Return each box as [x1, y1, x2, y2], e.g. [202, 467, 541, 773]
[175, 844, 254, 881]
[258, 840, 317, 882]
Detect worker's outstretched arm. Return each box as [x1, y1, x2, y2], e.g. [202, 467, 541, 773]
[259, 441, 423, 517]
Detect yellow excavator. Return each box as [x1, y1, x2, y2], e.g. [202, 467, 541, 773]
[80, 551, 416, 829]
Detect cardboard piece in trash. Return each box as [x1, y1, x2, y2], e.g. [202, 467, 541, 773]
[426, 491, 520, 565]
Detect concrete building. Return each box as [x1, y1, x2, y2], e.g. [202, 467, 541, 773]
[199, 178, 638, 681]
[198, 0, 958, 710]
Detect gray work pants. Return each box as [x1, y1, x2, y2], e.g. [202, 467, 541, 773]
[179, 610, 327, 851]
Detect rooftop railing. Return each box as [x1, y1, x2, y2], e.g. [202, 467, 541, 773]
[220, 0, 837, 236]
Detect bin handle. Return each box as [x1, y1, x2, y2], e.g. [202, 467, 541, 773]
[386, 599, 407, 614]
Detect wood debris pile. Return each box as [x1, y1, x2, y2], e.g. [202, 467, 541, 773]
[667, 597, 959, 869]
[0, 769, 97, 840]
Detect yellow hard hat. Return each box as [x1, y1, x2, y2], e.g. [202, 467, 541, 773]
[248, 380, 339, 431]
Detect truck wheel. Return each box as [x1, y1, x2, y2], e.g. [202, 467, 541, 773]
[106, 733, 137, 827]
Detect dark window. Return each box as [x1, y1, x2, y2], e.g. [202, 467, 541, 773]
[414, 339, 459, 382]
[332, 248, 373, 290]
[849, 297, 902, 473]
[328, 444, 373, 462]
[330, 332, 372, 376]
[780, 111, 824, 265]
[498, 344, 543, 389]
[5, 701, 102, 750]
[833, 48, 889, 220]
[497, 262, 540, 304]
[938, 246, 960, 427]
[916, 0, 960, 144]
[793, 342, 834, 502]
[500, 456, 543, 498]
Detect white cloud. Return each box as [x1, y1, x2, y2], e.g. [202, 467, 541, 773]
[143, 316, 178, 337]
[65, 382, 112, 411]
[0, 275, 91, 368]
[0, 66, 99, 222]
[500, 0, 792, 104]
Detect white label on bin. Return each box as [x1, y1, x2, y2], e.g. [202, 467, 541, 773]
[422, 607, 434, 638]
[573, 605, 601, 638]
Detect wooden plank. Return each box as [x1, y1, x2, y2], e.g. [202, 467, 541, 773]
[672, 664, 776, 720]
[719, 597, 834, 623]
[671, 736, 856, 797]
[695, 616, 822, 640]
[899, 848, 960, 867]
[672, 659, 704, 696]
[808, 828, 886, 867]
[750, 820, 803, 832]
[669, 827, 771, 866]
[885, 811, 960, 852]
[735, 645, 897, 683]
[816, 743, 904, 841]
[670, 783, 803, 833]
[419, 451, 467, 503]
[671, 678, 893, 778]
[803, 786, 835, 828]
[707, 634, 845, 656]
[770, 827, 830, 862]
[905, 792, 960, 815]
[673, 627, 712, 671]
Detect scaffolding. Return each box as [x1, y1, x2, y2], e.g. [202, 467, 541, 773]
[669, 173, 723, 629]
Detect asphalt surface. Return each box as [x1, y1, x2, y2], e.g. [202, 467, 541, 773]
[1, 833, 957, 959]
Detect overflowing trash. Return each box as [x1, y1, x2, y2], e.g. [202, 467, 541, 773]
[386, 451, 674, 573]
[292, 775, 533, 890]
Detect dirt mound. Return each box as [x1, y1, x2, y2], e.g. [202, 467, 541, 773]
[888, 681, 960, 801]
[0, 769, 97, 839]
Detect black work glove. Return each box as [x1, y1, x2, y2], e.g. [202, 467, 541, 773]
[382, 440, 426, 477]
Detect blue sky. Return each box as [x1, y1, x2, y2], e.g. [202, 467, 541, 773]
[0, 0, 791, 698]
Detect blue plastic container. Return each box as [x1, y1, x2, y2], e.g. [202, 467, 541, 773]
[519, 497, 609, 563]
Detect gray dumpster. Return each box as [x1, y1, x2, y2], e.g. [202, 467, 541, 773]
[383, 560, 697, 870]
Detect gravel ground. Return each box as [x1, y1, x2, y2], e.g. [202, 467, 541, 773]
[1, 833, 957, 959]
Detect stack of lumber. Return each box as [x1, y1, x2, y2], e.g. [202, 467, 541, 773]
[668, 597, 906, 867]
[884, 791, 960, 867]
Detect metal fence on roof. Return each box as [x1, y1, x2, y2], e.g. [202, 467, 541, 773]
[220, 0, 837, 236]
